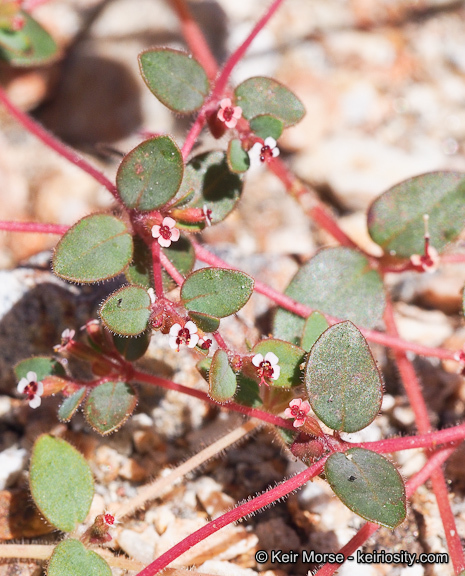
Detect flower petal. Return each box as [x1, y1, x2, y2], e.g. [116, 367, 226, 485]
[233, 106, 242, 119]
[163, 217, 176, 229]
[26, 371, 37, 383]
[301, 400, 311, 414]
[187, 334, 199, 348]
[264, 352, 279, 365]
[217, 109, 225, 122]
[272, 147, 280, 157]
[151, 225, 161, 238]
[158, 236, 172, 248]
[252, 353, 264, 367]
[185, 321, 198, 334]
[36, 381, 44, 396]
[169, 323, 182, 336]
[293, 419, 304, 428]
[289, 398, 302, 408]
[225, 118, 237, 129]
[284, 408, 294, 419]
[169, 336, 179, 349]
[17, 378, 28, 393]
[271, 365, 280, 380]
[170, 228, 180, 242]
[29, 395, 41, 409]
[220, 98, 231, 108]
[264, 137, 277, 148]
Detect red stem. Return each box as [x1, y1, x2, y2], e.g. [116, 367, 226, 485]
[132, 369, 293, 429]
[0, 220, 69, 235]
[151, 241, 164, 299]
[170, 0, 219, 81]
[135, 458, 327, 576]
[0, 87, 119, 200]
[191, 240, 458, 361]
[159, 251, 185, 285]
[212, 0, 286, 98]
[316, 444, 459, 576]
[384, 299, 465, 573]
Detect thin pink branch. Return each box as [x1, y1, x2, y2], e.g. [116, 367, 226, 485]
[212, 0, 286, 98]
[0, 220, 69, 235]
[191, 240, 458, 361]
[151, 241, 164, 299]
[171, 0, 219, 81]
[384, 299, 465, 573]
[159, 251, 185, 286]
[0, 87, 119, 200]
[135, 457, 327, 576]
[132, 369, 293, 429]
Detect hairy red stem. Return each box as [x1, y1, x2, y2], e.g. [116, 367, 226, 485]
[0, 220, 69, 235]
[132, 369, 293, 429]
[170, 0, 219, 81]
[191, 240, 458, 361]
[384, 299, 465, 573]
[135, 458, 327, 576]
[151, 241, 164, 299]
[0, 87, 119, 200]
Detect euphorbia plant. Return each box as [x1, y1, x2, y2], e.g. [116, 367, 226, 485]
[1, 0, 465, 575]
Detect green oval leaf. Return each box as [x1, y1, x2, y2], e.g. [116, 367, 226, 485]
[305, 321, 383, 433]
[325, 448, 406, 528]
[116, 136, 183, 211]
[125, 235, 153, 289]
[99, 285, 151, 336]
[227, 139, 250, 174]
[249, 115, 284, 141]
[301, 311, 329, 352]
[30, 435, 94, 532]
[113, 332, 151, 361]
[273, 247, 386, 344]
[188, 311, 220, 333]
[48, 539, 111, 576]
[209, 350, 237, 402]
[58, 388, 87, 423]
[0, 12, 58, 67]
[84, 381, 138, 436]
[235, 372, 262, 408]
[368, 171, 465, 258]
[15, 356, 65, 381]
[53, 214, 133, 284]
[139, 48, 209, 114]
[234, 77, 305, 127]
[181, 268, 254, 318]
[252, 339, 306, 388]
[174, 151, 244, 228]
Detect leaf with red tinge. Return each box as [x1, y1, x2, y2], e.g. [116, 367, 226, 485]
[84, 381, 137, 436]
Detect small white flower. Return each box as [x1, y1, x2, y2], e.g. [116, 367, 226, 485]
[147, 288, 156, 304]
[248, 137, 280, 168]
[17, 371, 44, 409]
[54, 328, 75, 351]
[169, 321, 199, 351]
[217, 98, 242, 129]
[252, 351, 280, 385]
[152, 217, 180, 248]
[203, 204, 212, 227]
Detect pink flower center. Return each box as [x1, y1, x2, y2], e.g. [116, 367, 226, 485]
[222, 106, 235, 122]
[290, 405, 307, 421]
[176, 328, 193, 347]
[159, 225, 172, 240]
[259, 360, 274, 380]
[104, 513, 115, 526]
[24, 381, 39, 400]
[259, 145, 273, 163]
